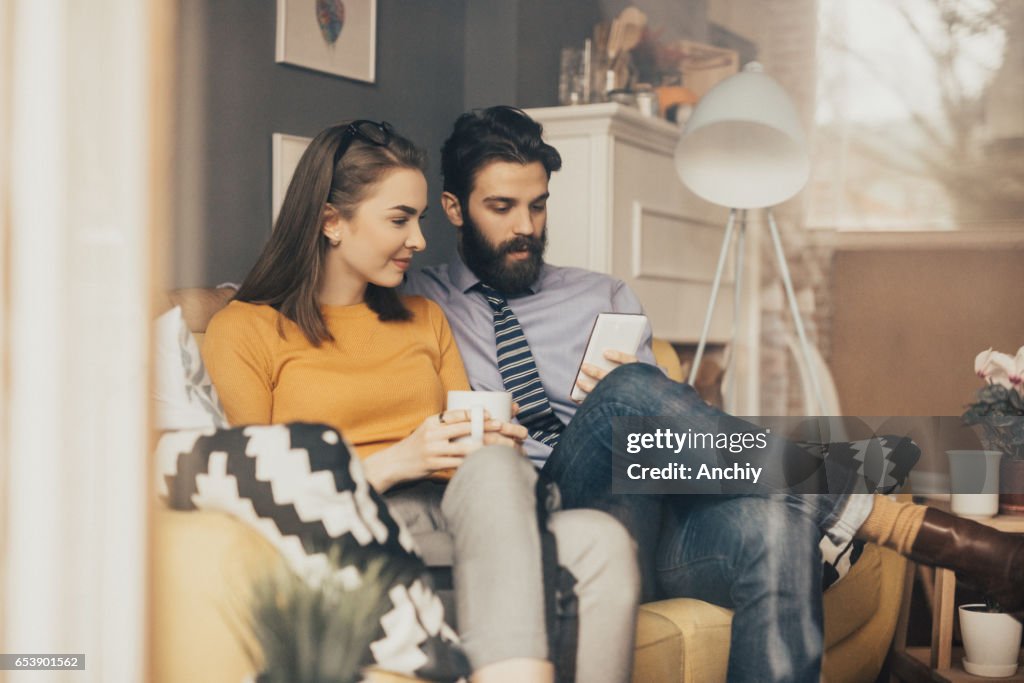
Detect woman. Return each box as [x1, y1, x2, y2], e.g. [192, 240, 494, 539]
[203, 121, 639, 683]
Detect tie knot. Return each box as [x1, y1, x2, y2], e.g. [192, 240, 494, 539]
[477, 283, 507, 311]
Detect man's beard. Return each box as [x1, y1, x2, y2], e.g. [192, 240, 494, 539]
[459, 210, 547, 295]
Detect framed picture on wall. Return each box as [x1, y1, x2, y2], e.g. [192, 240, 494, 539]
[276, 0, 377, 83]
[272, 133, 313, 226]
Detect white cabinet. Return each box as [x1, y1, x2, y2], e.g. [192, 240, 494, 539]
[525, 103, 739, 344]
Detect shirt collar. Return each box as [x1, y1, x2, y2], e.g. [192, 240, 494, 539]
[448, 255, 481, 294]
[448, 255, 546, 297]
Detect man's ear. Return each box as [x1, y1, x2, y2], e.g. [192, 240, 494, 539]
[441, 191, 464, 228]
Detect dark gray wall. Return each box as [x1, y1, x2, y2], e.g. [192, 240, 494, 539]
[463, 0, 519, 109]
[173, 0, 598, 286]
[174, 0, 468, 286]
[462, 0, 599, 110]
[517, 0, 600, 108]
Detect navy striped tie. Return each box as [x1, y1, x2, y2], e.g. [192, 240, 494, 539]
[478, 284, 565, 448]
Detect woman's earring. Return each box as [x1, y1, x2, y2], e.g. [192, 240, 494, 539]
[328, 232, 341, 247]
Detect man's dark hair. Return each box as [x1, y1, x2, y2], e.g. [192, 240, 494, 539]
[441, 106, 562, 206]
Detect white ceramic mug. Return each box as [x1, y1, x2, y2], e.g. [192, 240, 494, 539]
[446, 390, 513, 445]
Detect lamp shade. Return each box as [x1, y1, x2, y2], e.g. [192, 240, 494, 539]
[675, 64, 809, 209]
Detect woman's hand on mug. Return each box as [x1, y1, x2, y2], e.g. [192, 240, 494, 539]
[446, 409, 524, 450]
[364, 412, 475, 490]
[442, 410, 522, 449]
[488, 418, 527, 445]
[362, 411, 518, 491]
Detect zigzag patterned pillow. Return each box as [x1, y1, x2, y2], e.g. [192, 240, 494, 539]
[155, 422, 469, 681]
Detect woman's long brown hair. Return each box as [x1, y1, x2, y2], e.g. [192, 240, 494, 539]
[234, 123, 426, 345]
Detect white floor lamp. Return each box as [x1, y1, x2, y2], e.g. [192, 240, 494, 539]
[675, 62, 828, 415]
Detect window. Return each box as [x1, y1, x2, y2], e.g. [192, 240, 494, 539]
[807, 0, 1022, 230]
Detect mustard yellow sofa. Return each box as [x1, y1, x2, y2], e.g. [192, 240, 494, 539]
[152, 289, 909, 683]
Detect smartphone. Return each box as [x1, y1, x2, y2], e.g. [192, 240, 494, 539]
[570, 313, 648, 402]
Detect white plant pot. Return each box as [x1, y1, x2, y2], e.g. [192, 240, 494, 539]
[958, 604, 1022, 678]
[947, 450, 1002, 518]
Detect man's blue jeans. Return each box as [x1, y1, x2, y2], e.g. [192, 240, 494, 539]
[542, 363, 857, 683]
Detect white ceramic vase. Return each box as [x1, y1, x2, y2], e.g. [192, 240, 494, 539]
[959, 603, 1022, 677]
[947, 450, 1002, 518]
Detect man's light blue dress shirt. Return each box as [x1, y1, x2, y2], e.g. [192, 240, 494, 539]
[403, 257, 656, 466]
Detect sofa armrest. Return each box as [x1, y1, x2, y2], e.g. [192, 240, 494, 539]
[167, 286, 236, 333]
[152, 506, 282, 683]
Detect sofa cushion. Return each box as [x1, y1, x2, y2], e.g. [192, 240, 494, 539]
[633, 598, 732, 683]
[153, 305, 228, 431]
[630, 543, 891, 683]
[633, 607, 684, 683]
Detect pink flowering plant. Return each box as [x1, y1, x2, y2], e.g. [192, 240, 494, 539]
[964, 346, 1024, 460]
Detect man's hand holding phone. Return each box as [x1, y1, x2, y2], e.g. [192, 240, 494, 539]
[574, 349, 640, 399]
[570, 313, 648, 403]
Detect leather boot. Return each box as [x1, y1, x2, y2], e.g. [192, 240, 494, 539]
[908, 508, 1024, 614]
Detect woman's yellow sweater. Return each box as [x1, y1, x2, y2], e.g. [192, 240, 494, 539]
[202, 296, 470, 459]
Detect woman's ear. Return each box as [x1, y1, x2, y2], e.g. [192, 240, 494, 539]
[440, 192, 464, 228]
[321, 204, 343, 246]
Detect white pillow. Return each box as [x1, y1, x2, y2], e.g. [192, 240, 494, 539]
[153, 306, 228, 431]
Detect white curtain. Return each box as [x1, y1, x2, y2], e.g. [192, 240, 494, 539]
[1, 1, 162, 680]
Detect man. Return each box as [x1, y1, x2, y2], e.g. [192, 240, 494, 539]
[404, 106, 1023, 682]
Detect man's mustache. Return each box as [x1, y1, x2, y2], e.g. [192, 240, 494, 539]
[498, 235, 544, 256]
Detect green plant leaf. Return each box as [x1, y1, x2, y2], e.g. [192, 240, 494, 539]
[235, 546, 410, 683]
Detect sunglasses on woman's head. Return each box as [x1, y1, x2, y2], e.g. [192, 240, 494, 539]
[333, 120, 394, 166]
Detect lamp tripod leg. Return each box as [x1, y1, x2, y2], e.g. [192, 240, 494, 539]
[766, 209, 828, 415]
[688, 208, 737, 386]
[725, 210, 747, 413]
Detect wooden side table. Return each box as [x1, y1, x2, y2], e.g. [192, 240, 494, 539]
[890, 501, 1024, 682]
